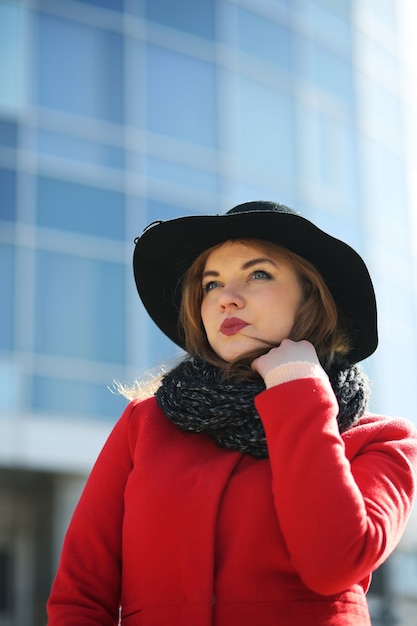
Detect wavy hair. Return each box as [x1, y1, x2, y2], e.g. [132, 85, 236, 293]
[179, 239, 351, 379]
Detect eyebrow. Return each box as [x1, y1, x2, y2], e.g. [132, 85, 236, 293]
[202, 257, 277, 279]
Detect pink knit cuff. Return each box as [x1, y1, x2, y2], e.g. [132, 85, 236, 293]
[264, 362, 328, 389]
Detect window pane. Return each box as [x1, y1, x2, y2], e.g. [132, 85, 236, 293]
[237, 8, 291, 70]
[0, 244, 14, 351]
[356, 36, 399, 89]
[126, 2, 144, 18]
[388, 551, 417, 598]
[301, 0, 350, 18]
[0, 119, 18, 148]
[63, 0, 124, 11]
[37, 130, 125, 169]
[146, 45, 217, 148]
[361, 139, 407, 242]
[36, 177, 125, 240]
[123, 37, 145, 129]
[304, 1, 351, 54]
[0, 169, 17, 221]
[233, 78, 295, 181]
[0, 361, 22, 412]
[146, 158, 218, 193]
[145, 0, 215, 39]
[296, 37, 354, 103]
[146, 201, 196, 222]
[35, 13, 124, 123]
[0, 3, 24, 110]
[358, 78, 402, 130]
[147, 318, 182, 365]
[32, 375, 127, 419]
[299, 106, 360, 208]
[34, 251, 126, 363]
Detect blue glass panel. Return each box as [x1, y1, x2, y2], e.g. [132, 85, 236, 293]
[305, 1, 351, 54]
[126, 199, 147, 240]
[388, 548, 417, 598]
[299, 106, 360, 208]
[36, 177, 125, 240]
[146, 158, 218, 193]
[0, 119, 18, 148]
[148, 318, 182, 365]
[314, 47, 353, 102]
[145, 0, 215, 39]
[0, 361, 22, 412]
[237, 8, 291, 70]
[32, 375, 127, 419]
[362, 138, 407, 219]
[235, 78, 295, 180]
[296, 37, 354, 103]
[0, 244, 14, 350]
[36, 14, 124, 123]
[146, 45, 217, 148]
[124, 37, 144, 129]
[147, 200, 216, 222]
[34, 251, 126, 363]
[37, 130, 125, 169]
[328, 0, 350, 16]
[0, 3, 24, 109]
[298, 0, 350, 19]
[365, 82, 402, 129]
[63, 0, 124, 11]
[0, 169, 17, 221]
[360, 42, 398, 89]
[126, 1, 144, 17]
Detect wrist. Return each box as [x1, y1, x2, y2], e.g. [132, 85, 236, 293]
[264, 361, 328, 388]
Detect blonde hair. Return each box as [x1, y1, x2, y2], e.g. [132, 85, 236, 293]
[115, 357, 182, 401]
[180, 239, 351, 377]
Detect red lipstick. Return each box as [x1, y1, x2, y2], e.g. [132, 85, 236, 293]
[220, 317, 249, 336]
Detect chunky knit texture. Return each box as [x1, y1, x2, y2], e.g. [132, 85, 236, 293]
[156, 357, 370, 458]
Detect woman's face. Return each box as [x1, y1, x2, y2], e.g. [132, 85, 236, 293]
[200, 241, 303, 362]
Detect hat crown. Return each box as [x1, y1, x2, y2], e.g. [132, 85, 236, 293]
[226, 201, 297, 216]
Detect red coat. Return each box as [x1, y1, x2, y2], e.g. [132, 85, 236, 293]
[47, 376, 417, 625]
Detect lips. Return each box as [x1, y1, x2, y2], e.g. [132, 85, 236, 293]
[220, 317, 249, 336]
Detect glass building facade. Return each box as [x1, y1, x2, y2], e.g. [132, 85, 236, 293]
[1, 0, 417, 624]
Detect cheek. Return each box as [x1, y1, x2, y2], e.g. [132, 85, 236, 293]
[287, 283, 304, 314]
[200, 301, 210, 331]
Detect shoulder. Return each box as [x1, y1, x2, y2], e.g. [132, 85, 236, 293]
[107, 396, 167, 445]
[121, 396, 182, 444]
[124, 396, 166, 429]
[129, 395, 160, 414]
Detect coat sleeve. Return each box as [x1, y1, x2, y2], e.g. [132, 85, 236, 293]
[47, 401, 139, 625]
[255, 377, 417, 596]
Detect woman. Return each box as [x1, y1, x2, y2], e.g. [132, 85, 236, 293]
[47, 201, 417, 625]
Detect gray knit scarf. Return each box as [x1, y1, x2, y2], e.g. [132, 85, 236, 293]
[156, 357, 370, 459]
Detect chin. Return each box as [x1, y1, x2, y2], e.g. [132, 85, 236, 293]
[221, 345, 272, 365]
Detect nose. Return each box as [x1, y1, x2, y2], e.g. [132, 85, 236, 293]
[217, 284, 245, 310]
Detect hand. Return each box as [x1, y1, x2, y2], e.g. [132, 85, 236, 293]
[252, 339, 320, 380]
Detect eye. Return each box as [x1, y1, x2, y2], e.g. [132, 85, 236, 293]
[251, 269, 272, 280]
[203, 280, 221, 293]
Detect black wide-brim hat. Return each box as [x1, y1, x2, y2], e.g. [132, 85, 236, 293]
[134, 201, 378, 363]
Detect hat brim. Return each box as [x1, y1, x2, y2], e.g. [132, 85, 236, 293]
[133, 210, 378, 363]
